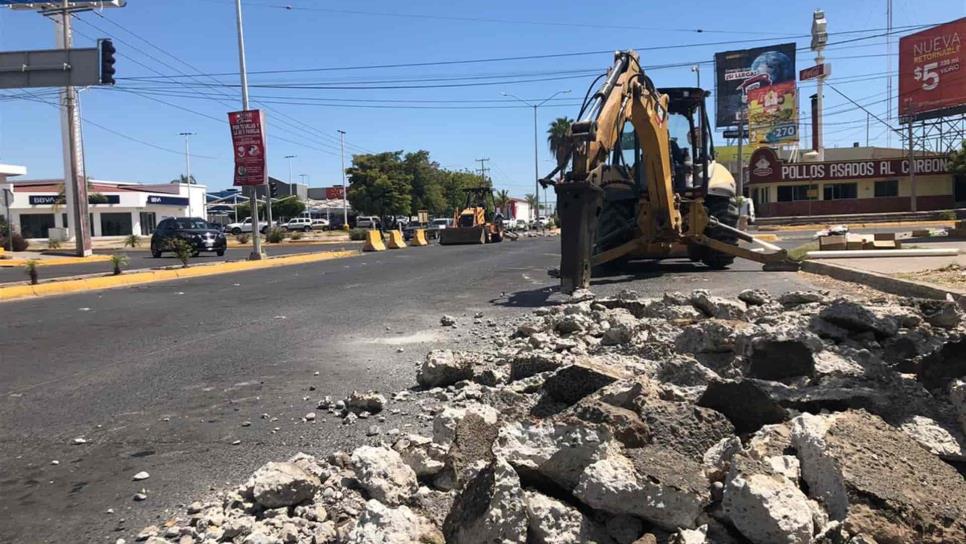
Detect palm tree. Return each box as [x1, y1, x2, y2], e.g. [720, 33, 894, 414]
[494, 189, 510, 215]
[547, 117, 574, 169]
[171, 174, 197, 184]
[524, 193, 537, 221]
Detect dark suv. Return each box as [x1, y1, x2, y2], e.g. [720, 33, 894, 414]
[151, 217, 227, 258]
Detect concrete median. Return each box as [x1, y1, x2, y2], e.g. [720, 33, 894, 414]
[0, 249, 359, 302]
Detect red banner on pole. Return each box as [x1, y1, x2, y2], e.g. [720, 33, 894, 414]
[228, 109, 268, 186]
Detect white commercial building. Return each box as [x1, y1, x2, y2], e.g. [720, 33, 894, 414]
[0, 177, 206, 239]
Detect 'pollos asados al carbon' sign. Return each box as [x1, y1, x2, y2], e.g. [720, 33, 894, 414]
[748, 147, 949, 184]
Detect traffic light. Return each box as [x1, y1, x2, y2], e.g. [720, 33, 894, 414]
[98, 39, 116, 85]
[269, 180, 279, 198]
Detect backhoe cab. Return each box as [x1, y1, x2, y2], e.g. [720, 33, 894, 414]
[438, 187, 505, 245]
[544, 50, 796, 293]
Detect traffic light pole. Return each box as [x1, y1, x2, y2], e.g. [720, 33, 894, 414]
[234, 0, 263, 259]
[56, 2, 92, 256]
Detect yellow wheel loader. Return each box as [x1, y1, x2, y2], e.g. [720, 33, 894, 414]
[439, 187, 505, 245]
[542, 50, 797, 293]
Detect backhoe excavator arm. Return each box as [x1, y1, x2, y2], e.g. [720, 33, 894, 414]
[552, 51, 679, 292]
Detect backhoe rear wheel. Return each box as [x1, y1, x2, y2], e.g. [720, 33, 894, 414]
[593, 197, 635, 274]
[701, 195, 739, 269]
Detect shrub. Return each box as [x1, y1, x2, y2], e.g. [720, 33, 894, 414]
[124, 234, 141, 248]
[939, 210, 958, 221]
[47, 238, 62, 250]
[171, 238, 194, 268]
[0, 232, 29, 252]
[110, 253, 129, 275]
[236, 233, 250, 244]
[349, 228, 368, 241]
[25, 259, 39, 285]
[265, 227, 285, 244]
[290, 231, 303, 241]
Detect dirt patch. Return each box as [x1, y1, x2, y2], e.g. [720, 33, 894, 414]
[897, 264, 966, 289]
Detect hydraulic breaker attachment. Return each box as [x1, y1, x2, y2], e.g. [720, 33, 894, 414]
[556, 182, 603, 294]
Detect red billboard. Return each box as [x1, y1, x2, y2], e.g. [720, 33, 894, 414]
[324, 186, 345, 199]
[228, 109, 268, 186]
[899, 18, 966, 119]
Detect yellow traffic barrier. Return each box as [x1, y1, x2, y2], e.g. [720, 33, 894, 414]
[411, 229, 429, 246]
[386, 230, 407, 249]
[363, 229, 386, 252]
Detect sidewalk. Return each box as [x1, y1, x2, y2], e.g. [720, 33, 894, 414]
[801, 239, 965, 304]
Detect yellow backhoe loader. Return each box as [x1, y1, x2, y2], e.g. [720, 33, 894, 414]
[439, 187, 505, 245]
[542, 50, 797, 293]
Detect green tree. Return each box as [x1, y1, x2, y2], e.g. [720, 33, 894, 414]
[547, 117, 574, 168]
[439, 169, 487, 216]
[346, 151, 413, 225]
[403, 151, 446, 216]
[494, 189, 511, 214]
[950, 139, 966, 176]
[524, 193, 537, 218]
[171, 174, 198, 184]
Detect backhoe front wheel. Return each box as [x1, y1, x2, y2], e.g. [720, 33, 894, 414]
[701, 195, 739, 269]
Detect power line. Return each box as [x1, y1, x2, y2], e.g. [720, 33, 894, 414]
[116, 23, 936, 80]
[75, 12, 365, 155]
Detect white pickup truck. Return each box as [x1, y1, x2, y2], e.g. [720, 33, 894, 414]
[226, 217, 270, 235]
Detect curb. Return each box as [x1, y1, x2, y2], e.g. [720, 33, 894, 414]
[0, 249, 359, 303]
[801, 260, 966, 307]
[0, 255, 113, 268]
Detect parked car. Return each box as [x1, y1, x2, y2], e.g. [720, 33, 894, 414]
[151, 217, 227, 258]
[282, 217, 329, 232]
[534, 216, 550, 228]
[226, 217, 269, 235]
[515, 219, 529, 230]
[501, 218, 516, 230]
[356, 216, 381, 229]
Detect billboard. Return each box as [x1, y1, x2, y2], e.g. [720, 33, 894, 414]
[324, 186, 345, 200]
[899, 17, 966, 120]
[714, 43, 796, 127]
[747, 81, 799, 145]
[228, 109, 268, 187]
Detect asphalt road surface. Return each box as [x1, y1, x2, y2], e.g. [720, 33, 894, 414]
[0, 242, 362, 285]
[0, 237, 830, 543]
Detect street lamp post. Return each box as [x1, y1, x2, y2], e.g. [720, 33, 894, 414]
[338, 130, 348, 230]
[180, 131, 195, 217]
[285, 154, 296, 184]
[233, 0, 262, 259]
[501, 90, 571, 229]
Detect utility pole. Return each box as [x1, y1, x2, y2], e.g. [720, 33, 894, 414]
[866, 113, 870, 147]
[886, 0, 893, 147]
[475, 157, 490, 184]
[908, 121, 917, 212]
[338, 130, 348, 229]
[285, 154, 296, 184]
[180, 131, 195, 216]
[234, 0, 262, 258]
[501, 90, 571, 225]
[56, 0, 92, 256]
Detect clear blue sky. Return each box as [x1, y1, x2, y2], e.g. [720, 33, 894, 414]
[0, 0, 962, 197]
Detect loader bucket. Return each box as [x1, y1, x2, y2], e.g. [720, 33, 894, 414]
[439, 226, 486, 245]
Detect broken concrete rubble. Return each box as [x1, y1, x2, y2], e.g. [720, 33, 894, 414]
[138, 288, 966, 544]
